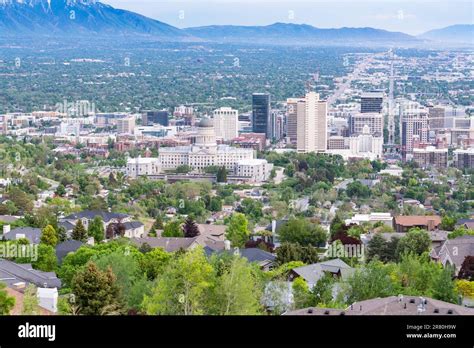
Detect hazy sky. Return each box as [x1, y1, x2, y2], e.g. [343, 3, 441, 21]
[103, 0, 473, 35]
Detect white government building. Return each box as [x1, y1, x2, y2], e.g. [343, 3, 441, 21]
[127, 118, 273, 182]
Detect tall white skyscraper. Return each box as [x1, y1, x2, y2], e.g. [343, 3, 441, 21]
[116, 115, 136, 135]
[213, 107, 239, 141]
[297, 92, 327, 153]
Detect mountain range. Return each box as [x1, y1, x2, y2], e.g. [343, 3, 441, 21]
[0, 0, 472, 46]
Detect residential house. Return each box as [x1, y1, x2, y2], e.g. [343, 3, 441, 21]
[363, 231, 448, 250]
[288, 259, 354, 289]
[55, 240, 84, 264]
[0, 258, 61, 289]
[285, 295, 474, 315]
[456, 219, 474, 230]
[434, 235, 474, 276]
[130, 237, 200, 252]
[2, 227, 42, 244]
[60, 210, 132, 235]
[205, 247, 276, 271]
[345, 213, 393, 227]
[393, 215, 442, 232]
[123, 221, 145, 238]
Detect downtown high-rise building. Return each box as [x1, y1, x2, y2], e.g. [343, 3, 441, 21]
[296, 92, 327, 153]
[401, 112, 429, 160]
[252, 93, 271, 138]
[116, 115, 136, 135]
[428, 106, 445, 130]
[143, 110, 169, 127]
[286, 97, 305, 144]
[361, 92, 384, 114]
[349, 112, 384, 137]
[213, 107, 239, 141]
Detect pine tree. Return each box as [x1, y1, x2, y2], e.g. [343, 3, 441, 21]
[71, 220, 87, 242]
[183, 217, 200, 238]
[71, 262, 123, 315]
[58, 226, 68, 242]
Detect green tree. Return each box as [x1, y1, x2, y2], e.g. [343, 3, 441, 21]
[275, 243, 319, 265]
[209, 255, 262, 315]
[142, 247, 214, 315]
[40, 225, 58, 247]
[330, 215, 344, 237]
[57, 226, 68, 243]
[237, 198, 264, 221]
[32, 244, 57, 272]
[432, 267, 458, 304]
[55, 184, 66, 197]
[71, 220, 87, 242]
[345, 261, 396, 303]
[225, 213, 250, 248]
[152, 216, 164, 230]
[88, 216, 105, 243]
[176, 165, 192, 174]
[278, 218, 327, 247]
[216, 166, 227, 183]
[367, 234, 400, 263]
[21, 284, 39, 315]
[396, 228, 431, 258]
[162, 220, 184, 238]
[139, 247, 172, 280]
[0, 282, 15, 315]
[441, 215, 456, 231]
[292, 277, 312, 309]
[71, 262, 123, 315]
[94, 250, 149, 310]
[311, 272, 336, 306]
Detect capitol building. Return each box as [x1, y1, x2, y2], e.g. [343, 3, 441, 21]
[159, 118, 254, 171]
[127, 118, 273, 182]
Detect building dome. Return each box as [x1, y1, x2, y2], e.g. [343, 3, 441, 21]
[198, 118, 214, 128]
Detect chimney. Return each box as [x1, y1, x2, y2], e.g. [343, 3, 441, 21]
[3, 224, 10, 234]
[224, 240, 231, 251]
[427, 219, 435, 231]
[272, 220, 277, 234]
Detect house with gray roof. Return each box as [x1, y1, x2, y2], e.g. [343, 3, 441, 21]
[285, 295, 474, 316]
[435, 235, 474, 276]
[205, 247, 276, 270]
[123, 221, 145, 238]
[55, 240, 84, 263]
[61, 210, 131, 233]
[289, 258, 354, 289]
[130, 237, 199, 253]
[0, 259, 61, 289]
[2, 227, 42, 244]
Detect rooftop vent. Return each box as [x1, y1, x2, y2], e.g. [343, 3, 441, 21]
[409, 299, 416, 304]
[324, 310, 330, 315]
[447, 309, 453, 314]
[307, 309, 313, 314]
[434, 309, 439, 313]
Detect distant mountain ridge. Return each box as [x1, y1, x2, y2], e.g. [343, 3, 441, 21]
[419, 24, 474, 44]
[0, 0, 190, 39]
[184, 22, 419, 45]
[0, 1, 470, 46]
